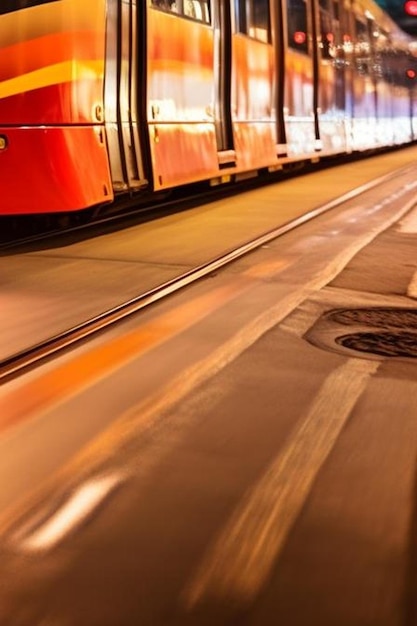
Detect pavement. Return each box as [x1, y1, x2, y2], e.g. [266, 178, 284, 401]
[0, 148, 417, 625]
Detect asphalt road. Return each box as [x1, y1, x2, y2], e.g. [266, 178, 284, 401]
[0, 150, 417, 625]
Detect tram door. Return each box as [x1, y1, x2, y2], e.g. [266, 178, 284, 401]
[317, 0, 349, 120]
[211, 0, 237, 166]
[212, 0, 277, 167]
[104, 0, 148, 193]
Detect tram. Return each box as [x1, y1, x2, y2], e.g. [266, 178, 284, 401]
[0, 0, 416, 214]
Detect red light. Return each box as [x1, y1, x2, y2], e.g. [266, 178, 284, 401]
[294, 31, 306, 44]
[404, 0, 417, 16]
[406, 68, 416, 79]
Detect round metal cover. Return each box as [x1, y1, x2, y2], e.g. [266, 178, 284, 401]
[305, 307, 417, 360]
[336, 330, 417, 358]
[327, 307, 417, 329]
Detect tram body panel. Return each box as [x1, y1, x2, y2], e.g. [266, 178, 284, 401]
[230, 35, 277, 169]
[317, 59, 349, 155]
[284, 50, 317, 156]
[0, 126, 112, 214]
[392, 86, 414, 143]
[0, 0, 112, 214]
[147, 8, 219, 189]
[375, 81, 395, 145]
[0, 0, 106, 124]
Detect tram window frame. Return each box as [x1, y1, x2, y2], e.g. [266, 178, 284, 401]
[149, 0, 211, 23]
[286, 0, 309, 54]
[234, 0, 272, 44]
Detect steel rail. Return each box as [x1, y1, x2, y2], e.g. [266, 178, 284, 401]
[0, 165, 414, 384]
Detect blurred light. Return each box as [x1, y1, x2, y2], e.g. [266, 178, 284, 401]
[294, 31, 306, 44]
[404, 0, 417, 16]
[406, 68, 416, 78]
[19, 473, 123, 552]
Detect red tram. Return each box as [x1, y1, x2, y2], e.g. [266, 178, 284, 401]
[0, 0, 416, 214]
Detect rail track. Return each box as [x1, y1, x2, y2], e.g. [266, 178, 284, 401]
[1, 159, 415, 384]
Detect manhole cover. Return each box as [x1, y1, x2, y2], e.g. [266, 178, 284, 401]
[305, 307, 417, 360]
[336, 331, 417, 358]
[327, 307, 417, 329]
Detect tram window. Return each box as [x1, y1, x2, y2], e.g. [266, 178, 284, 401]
[318, 0, 341, 59]
[354, 18, 370, 73]
[150, 0, 211, 22]
[287, 0, 308, 53]
[355, 20, 369, 48]
[234, 0, 271, 43]
[320, 9, 334, 58]
[355, 18, 369, 46]
[183, 0, 210, 21]
[151, 0, 177, 11]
